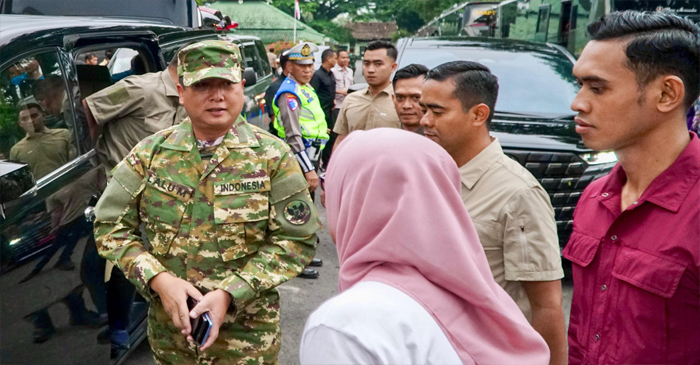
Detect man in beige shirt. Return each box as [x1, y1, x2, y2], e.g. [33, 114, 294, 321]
[420, 61, 567, 365]
[83, 55, 186, 175]
[333, 41, 400, 150]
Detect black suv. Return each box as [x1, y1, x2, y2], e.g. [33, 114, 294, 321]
[0, 14, 271, 365]
[396, 37, 617, 248]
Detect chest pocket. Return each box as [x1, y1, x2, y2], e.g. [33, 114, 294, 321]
[213, 177, 271, 261]
[140, 173, 193, 255]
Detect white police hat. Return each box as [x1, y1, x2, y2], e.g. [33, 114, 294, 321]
[284, 42, 319, 65]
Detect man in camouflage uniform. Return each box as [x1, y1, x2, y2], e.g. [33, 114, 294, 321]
[94, 40, 319, 364]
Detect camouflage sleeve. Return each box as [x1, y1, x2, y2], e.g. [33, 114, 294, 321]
[217, 143, 319, 311]
[93, 149, 166, 300]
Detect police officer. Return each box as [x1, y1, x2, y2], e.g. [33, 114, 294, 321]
[273, 43, 327, 277]
[273, 42, 329, 192]
[94, 40, 320, 364]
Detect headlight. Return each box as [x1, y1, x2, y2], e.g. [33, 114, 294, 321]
[580, 151, 617, 165]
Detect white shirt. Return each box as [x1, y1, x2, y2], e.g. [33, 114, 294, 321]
[300, 281, 463, 365]
[331, 64, 354, 109]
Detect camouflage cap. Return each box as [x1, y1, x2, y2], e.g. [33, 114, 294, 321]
[178, 40, 243, 86]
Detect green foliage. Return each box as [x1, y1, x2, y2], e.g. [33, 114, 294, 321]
[308, 20, 355, 44]
[266, 0, 473, 38]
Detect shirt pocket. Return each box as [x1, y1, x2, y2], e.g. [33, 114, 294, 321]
[610, 246, 686, 362]
[562, 230, 601, 351]
[213, 178, 270, 262]
[140, 175, 192, 255]
[562, 230, 601, 267]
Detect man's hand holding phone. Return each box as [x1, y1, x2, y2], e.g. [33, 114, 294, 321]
[188, 289, 232, 351]
[149, 272, 203, 337]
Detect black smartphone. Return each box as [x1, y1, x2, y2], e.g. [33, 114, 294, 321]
[186, 297, 213, 346]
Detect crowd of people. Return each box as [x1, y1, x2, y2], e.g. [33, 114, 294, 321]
[84, 9, 699, 365]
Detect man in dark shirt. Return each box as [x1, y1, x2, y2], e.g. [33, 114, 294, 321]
[310, 49, 337, 131]
[563, 11, 700, 364]
[264, 50, 291, 136]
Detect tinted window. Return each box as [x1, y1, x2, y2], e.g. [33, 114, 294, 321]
[0, 51, 78, 179]
[400, 46, 579, 116]
[75, 47, 152, 99]
[255, 41, 272, 76]
[240, 44, 265, 79]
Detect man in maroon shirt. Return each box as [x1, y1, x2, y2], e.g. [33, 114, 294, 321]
[564, 10, 700, 365]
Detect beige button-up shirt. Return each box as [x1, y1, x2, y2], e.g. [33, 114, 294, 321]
[86, 70, 186, 174]
[460, 138, 564, 321]
[331, 64, 354, 109]
[332, 84, 400, 135]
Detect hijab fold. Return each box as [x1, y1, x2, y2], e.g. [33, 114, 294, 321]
[325, 129, 550, 365]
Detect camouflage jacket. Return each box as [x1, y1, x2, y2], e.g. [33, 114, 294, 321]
[94, 116, 319, 313]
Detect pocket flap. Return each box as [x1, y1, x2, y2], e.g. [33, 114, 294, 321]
[562, 231, 601, 267]
[612, 247, 686, 298]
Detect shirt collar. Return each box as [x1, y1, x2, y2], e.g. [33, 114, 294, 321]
[459, 137, 502, 190]
[364, 84, 394, 97]
[160, 70, 179, 97]
[598, 132, 700, 213]
[161, 115, 259, 151]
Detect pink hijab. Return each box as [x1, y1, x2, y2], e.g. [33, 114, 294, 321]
[325, 129, 550, 365]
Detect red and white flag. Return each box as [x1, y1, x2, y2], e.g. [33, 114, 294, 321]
[294, 0, 301, 20]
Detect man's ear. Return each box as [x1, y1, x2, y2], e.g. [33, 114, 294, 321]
[655, 75, 685, 113]
[391, 62, 398, 72]
[177, 84, 185, 106]
[470, 103, 491, 127]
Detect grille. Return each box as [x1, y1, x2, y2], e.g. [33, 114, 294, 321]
[504, 150, 614, 247]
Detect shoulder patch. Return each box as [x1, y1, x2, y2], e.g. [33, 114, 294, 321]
[106, 83, 130, 105]
[286, 94, 299, 111]
[284, 200, 312, 225]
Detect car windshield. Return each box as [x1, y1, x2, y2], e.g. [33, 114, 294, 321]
[399, 46, 580, 116]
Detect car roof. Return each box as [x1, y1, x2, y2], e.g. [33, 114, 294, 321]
[0, 14, 186, 47]
[399, 36, 564, 56]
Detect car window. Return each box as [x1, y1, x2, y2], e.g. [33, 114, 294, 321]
[399, 46, 579, 116]
[240, 43, 265, 79]
[0, 51, 78, 180]
[254, 41, 272, 76]
[75, 47, 152, 99]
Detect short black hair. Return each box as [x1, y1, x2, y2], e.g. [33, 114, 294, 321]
[588, 10, 700, 108]
[364, 40, 397, 61]
[269, 47, 274, 52]
[18, 102, 44, 115]
[321, 48, 336, 63]
[337, 49, 349, 56]
[85, 53, 97, 62]
[279, 48, 291, 69]
[392, 64, 429, 88]
[426, 61, 499, 128]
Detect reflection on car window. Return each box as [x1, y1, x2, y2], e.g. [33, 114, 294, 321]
[400, 47, 580, 116]
[75, 47, 150, 99]
[255, 41, 272, 76]
[0, 52, 78, 179]
[241, 44, 265, 79]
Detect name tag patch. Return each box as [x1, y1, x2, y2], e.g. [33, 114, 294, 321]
[147, 172, 193, 199]
[215, 177, 271, 195]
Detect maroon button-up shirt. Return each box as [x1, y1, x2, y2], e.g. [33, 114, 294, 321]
[563, 133, 700, 365]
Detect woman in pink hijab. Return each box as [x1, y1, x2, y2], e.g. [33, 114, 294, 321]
[300, 128, 550, 364]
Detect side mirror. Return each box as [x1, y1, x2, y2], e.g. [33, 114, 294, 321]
[0, 162, 35, 204]
[243, 67, 257, 87]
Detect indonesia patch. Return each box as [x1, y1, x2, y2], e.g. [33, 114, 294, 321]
[286, 95, 299, 111]
[284, 200, 311, 225]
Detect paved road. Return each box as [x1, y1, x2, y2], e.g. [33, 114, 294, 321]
[126, 198, 573, 365]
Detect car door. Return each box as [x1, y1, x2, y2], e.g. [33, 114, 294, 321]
[0, 47, 109, 365]
[239, 41, 272, 128]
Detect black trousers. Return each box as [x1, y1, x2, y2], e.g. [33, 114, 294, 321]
[321, 108, 340, 168]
